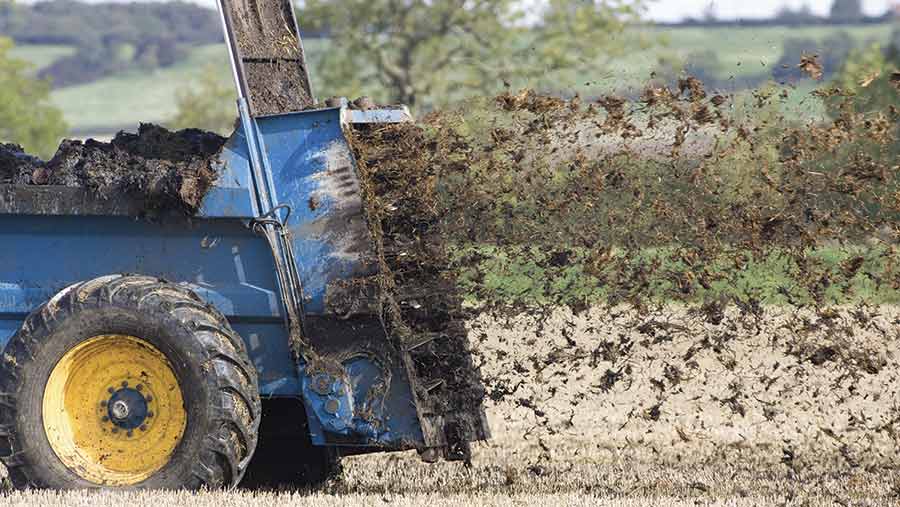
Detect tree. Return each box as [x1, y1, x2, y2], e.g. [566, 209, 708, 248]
[775, 4, 818, 24]
[0, 37, 68, 158]
[830, 0, 863, 23]
[169, 66, 237, 135]
[827, 41, 900, 116]
[1, 1, 222, 88]
[301, 0, 647, 109]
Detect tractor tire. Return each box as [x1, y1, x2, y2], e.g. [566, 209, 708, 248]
[0, 275, 261, 490]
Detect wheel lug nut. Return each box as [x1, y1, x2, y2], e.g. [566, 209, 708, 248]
[146, 396, 153, 402]
[147, 412, 154, 418]
[108, 387, 115, 394]
[140, 425, 147, 432]
[127, 430, 133, 437]
[121, 381, 128, 388]
[136, 384, 143, 392]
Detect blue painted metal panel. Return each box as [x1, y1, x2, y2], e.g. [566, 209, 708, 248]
[0, 215, 299, 397]
[231, 321, 301, 396]
[254, 109, 376, 314]
[299, 357, 424, 446]
[199, 123, 259, 218]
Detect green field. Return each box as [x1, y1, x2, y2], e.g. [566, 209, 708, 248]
[558, 23, 897, 97]
[9, 24, 897, 138]
[47, 44, 232, 136]
[633, 23, 894, 76]
[8, 44, 75, 73]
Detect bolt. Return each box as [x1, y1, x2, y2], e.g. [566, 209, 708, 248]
[140, 425, 147, 432]
[108, 387, 115, 394]
[312, 374, 335, 395]
[121, 381, 128, 388]
[111, 400, 130, 420]
[145, 396, 153, 403]
[136, 384, 143, 392]
[324, 398, 340, 415]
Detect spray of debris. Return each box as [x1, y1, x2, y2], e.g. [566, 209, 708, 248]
[1, 62, 898, 475]
[348, 74, 900, 469]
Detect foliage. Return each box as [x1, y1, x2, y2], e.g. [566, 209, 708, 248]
[0, 37, 68, 158]
[0, 0, 222, 88]
[301, 0, 648, 108]
[827, 42, 900, 115]
[774, 4, 818, 24]
[169, 66, 237, 136]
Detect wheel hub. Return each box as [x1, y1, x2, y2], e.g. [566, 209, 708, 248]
[42, 334, 187, 486]
[106, 388, 148, 429]
[110, 399, 130, 420]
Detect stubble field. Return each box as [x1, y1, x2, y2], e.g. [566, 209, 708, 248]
[3, 306, 900, 506]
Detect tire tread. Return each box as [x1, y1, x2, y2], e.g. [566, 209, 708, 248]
[0, 275, 261, 490]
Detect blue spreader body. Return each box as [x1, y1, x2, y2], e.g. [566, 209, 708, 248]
[0, 106, 434, 450]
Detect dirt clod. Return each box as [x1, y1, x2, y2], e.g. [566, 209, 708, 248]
[798, 54, 824, 80]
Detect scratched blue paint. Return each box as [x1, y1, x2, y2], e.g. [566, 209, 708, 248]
[199, 122, 259, 218]
[299, 357, 424, 446]
[253, 109, 374, 314]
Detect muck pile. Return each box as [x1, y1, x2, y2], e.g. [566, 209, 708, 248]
[0, 124, 225, 216]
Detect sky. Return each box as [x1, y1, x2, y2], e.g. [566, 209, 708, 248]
[14, 0, 899, 22]
[648, 0, 894, 22]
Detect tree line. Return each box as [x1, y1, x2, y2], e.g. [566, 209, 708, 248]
[671, 0, 896, 27]
[0, 0, 222, 87]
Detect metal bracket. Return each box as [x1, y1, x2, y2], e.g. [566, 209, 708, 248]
[249, 204, 308, 355]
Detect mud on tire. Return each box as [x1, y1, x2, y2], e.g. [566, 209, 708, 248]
[0, 275, 262, 490]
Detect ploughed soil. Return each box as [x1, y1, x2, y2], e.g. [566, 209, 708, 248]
[0, 124, 226, 216]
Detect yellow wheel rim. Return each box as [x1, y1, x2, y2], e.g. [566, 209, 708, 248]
[42, 335, 187, 486]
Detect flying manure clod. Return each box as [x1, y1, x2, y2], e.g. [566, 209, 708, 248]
[0, 0, 489, 491]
